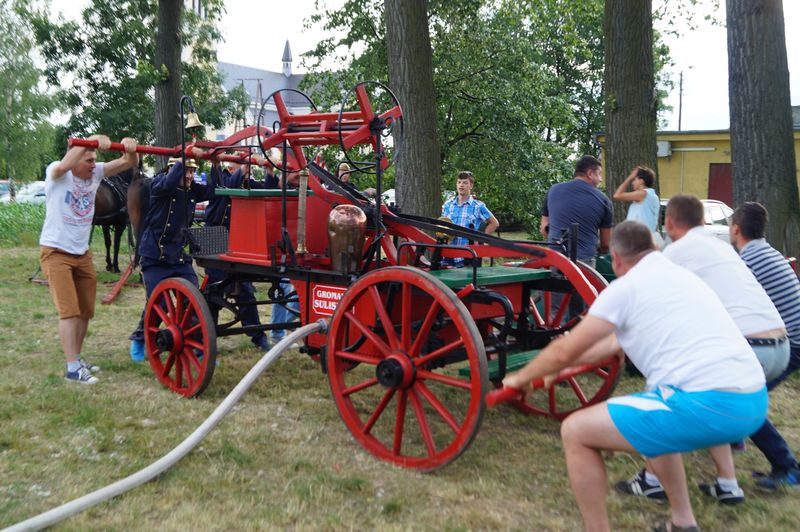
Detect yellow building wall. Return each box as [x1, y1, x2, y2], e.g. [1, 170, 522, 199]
[599, 130, 800, 203]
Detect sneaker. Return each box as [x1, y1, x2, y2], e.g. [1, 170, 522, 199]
[698, 480, 745, 505]
[754, 468, 800, 492]
[80, 358, 100, 372]
[130, 340, 145, 362]
[615, 468, 667, 501]
[65, 366, 98, 384]
[254, 336, 271, 352]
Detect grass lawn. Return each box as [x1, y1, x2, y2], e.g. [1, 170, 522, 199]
[1, 239, 799, 531]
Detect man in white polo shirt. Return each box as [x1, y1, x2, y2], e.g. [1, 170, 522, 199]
[616, 195, 787, 505]
[503, 221, 766, 532]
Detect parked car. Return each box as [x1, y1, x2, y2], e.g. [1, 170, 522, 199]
[0, 179, 12, 202]
[658, 198, 734, 244]
[0, 181, 46, 205]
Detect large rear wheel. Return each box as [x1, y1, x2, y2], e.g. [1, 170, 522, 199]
[511, 260, 621, 420]
[327, 267, 487, 471]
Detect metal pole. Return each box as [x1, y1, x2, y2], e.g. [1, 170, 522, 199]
[678, 70, 683, 132]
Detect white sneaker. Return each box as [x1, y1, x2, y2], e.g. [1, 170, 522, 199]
[65, 366, 99, 384]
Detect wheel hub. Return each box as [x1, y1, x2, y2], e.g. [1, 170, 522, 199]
[376, 352, 415, 389]
[155, 325, 183, 353]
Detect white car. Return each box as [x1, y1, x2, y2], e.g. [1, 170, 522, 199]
[659, 199, 734, 244]
[0, 181, 46, 205]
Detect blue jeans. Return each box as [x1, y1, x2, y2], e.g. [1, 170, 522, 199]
[750, 344, 800, 473]
[270, 281, 300, 341]
[205, 267, 266, 347]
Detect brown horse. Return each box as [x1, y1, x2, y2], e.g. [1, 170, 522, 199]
[125, 171, 153, 265]
[93, 168, 143, 273]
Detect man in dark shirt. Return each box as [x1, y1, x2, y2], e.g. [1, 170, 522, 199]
[205, 159, 271, 352]
[540, 155, 613, 267]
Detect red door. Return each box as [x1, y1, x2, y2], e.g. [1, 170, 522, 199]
[708, 163, 733, 205]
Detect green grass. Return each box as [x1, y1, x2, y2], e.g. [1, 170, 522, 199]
[0, 203, 46, 247]
[1, 241, 799, 531]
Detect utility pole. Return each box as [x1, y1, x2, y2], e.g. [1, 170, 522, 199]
[677, 66, 694, 131]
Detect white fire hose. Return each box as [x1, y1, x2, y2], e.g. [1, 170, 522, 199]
[3, 320, 328, 532]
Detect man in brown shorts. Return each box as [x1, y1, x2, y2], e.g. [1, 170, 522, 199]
[39, 134, 138, 383]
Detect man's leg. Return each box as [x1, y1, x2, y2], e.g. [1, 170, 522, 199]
[58, 317, 84, 363]
[707, 444, 736, 479]
[561, 402, 685, 532]
[647, 454, 696, 527]
[750, 419, 798, 474]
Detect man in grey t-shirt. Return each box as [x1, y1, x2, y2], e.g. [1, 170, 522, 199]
[540, 155, 613, 266]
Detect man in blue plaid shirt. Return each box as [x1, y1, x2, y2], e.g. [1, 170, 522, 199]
[441, 171, 499, 267]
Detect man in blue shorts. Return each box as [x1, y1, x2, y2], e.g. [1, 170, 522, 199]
[503, 221, 767, 532]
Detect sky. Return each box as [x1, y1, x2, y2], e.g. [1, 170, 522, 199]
[47, 0, 800, 132]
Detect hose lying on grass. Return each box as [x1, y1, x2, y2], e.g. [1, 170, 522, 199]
[3, 320, 328, 532]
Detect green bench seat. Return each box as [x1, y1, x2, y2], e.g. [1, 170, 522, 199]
[426, 265, 549, 289]
[458, 349, 540, 380]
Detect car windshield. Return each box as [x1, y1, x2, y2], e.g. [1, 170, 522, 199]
[704, 204, 729, 226]
[0, 183, 8, 194]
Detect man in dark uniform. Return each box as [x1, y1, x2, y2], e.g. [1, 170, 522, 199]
[129, 154, 216, 361]
[204, 158, 272, 351]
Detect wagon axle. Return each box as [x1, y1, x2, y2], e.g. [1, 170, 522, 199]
[376, 352, 416, 389]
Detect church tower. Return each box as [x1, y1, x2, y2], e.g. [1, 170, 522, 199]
[282, 40, 292, 78]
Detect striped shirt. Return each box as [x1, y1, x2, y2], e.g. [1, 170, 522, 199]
[739, 238, 800, 347]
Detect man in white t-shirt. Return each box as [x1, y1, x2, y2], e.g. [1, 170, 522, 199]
[616, 194, 788, 505]
[503, 221, 766, 532]
[39, 134, 138, 384]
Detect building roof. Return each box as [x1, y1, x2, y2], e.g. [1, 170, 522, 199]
[217, 61, 308, 107]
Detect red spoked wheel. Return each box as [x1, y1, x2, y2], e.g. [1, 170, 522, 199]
[511, 260, 621, 420]
[327, 267, 488, 471]
[144, 278, 217, 398]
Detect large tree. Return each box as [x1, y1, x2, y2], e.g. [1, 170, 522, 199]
[0, 1, 58, 182]
[154, 0, 183, 167]
[726, 0, 800, 255]
[384, 0, 441, 217]
[603, 0, 659, 224]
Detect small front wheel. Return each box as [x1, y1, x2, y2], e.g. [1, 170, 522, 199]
[144, 278, 217, 397]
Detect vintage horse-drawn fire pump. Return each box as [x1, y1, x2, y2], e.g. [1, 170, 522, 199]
[70, 82, 620, 471]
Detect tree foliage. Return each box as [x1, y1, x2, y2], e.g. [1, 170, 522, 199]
[20, 0, 237, 154]
[303, 0, 607, 230]
[0, 0, 59, 182]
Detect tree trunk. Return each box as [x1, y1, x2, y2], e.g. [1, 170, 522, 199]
[384, 0, 442, 218]
[154, 0, 183, 168]
[603, 0, 658, 224]
[727, 0, 800, 256]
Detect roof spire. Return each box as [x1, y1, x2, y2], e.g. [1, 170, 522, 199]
[282, 40, 292, 77]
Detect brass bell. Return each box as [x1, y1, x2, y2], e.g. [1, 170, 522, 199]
[185, 112, 204, 131]
[435, 216, 452, 242]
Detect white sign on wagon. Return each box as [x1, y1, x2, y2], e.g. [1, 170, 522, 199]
[312, 285, 348, 316]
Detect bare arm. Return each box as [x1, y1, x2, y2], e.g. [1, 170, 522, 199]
[484, 215, 499, 235]
[503, 315, 617, 391]
[613, 169, 646, 202]
[102, 137, 138, 177]
[599, 227, 611, 253]
[540, 215, 549, 238]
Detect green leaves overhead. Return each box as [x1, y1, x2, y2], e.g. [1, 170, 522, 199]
[22, 0, 236, 146]
[303, 0, 604, 229]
